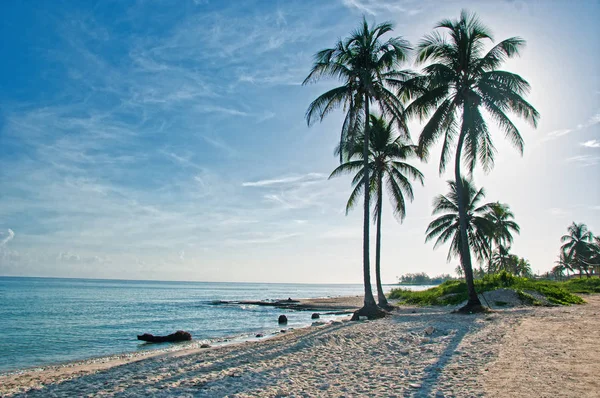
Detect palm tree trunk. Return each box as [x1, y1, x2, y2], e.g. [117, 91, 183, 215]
[375, 171, 389, 308]
[361, 99, 377, 310]
[455, 110, 484, 312]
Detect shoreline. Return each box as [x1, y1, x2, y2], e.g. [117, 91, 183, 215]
[2, 295, 598, 397]
[0, 295, 363, 378]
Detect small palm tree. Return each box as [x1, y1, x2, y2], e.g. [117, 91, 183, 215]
[403, 10, 539, 311]
[514, 257, 532, 277]
[425, 178, 493, 265]
[491, 245, 512, 274]
[561, 222, 594, 278]
[484, 202, 520, 271]
[554, 251, 574, 280]
[330, 114, 424, 308]
[304, 18, 412, 316]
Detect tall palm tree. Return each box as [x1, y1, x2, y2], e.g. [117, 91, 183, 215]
[330, 114, 424, 309]
[561, 222, 594, 278]
[425, 178, 493, 267]
[304, 18, 412, 316]
[403, 10, 539, 311]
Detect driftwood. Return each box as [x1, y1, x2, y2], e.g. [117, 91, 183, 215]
[137, 330, 192, 343]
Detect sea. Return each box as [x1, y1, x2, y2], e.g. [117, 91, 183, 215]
[0, 277, 431, 373]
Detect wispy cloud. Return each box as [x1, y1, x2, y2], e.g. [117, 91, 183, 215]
[341, 0, 423, 16]
[544, 110, 600, 142]
[565, 155, 600, 167]
[548, 208, 568, 217]
[0, 229, 15, 246]
[242, 173, 326, 187]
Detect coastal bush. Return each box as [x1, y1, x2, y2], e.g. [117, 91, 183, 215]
[388, 272, 585, 306]
[561, 277, 600, 293]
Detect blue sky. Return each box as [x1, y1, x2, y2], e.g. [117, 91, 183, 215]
[1, 0, 599, 283]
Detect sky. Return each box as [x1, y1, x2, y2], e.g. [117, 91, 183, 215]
[0, 0, 598, 283]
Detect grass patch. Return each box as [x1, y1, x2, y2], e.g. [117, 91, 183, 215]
[388, 271, 586, 306]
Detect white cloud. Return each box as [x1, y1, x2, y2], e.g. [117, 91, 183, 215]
[581, 140, 600, 148]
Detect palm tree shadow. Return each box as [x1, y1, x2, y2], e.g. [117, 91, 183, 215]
[20, 323, 351, 397]
[415, 317, 480, 397]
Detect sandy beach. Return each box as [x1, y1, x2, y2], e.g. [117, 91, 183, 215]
[1, 295, 598, 397]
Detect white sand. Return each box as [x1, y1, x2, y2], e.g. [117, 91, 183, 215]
[1, 296, 598, 397]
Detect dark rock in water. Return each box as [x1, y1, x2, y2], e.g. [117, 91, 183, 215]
[311, 313, 320, 319]
[200, 343, 211, 348]
[255, 333, 264, 338]
[137, 330, 192, 343]
[278, 315, 288, 324]
[280, 329, 286, 333]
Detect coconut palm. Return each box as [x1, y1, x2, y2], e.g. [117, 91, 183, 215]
[590, 236, 600, 276]
[553, 251, 574, 280]
[403, 10, 539, 311]
[561, 222, 594, 278]
[425, 178, 493, 267]
[484, 202, 520, 272]
[491, 245, 511, 274]
[330, 114, 424, 308]
[514, 257, 532, 277]
[304, 18, 413, 316]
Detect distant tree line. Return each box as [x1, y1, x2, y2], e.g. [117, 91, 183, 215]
[396, 273, 454, 285]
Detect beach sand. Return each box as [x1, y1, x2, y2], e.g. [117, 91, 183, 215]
[1, 295, 598, 397]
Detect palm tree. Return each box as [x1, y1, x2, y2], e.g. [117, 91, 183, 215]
[403, 10, 539, 311]
[484, 202, 520, 271]
[551, 263, 566, 281]
[304, 18, 412, 316]
[330, 114, 424, 308]
[554, 251, 574, 280]
[491, 245, 511, 274]
[590, 236, 600, 276]
[561, 222, 594, 278]
[425, 178, 493, 268]
[514, 257, 532, 277]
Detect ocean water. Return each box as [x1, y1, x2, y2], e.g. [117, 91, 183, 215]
[0, 277, 429, 373]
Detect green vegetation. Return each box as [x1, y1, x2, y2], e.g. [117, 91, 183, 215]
[388, 272, 585, 306]
[562, 278, 600, 294]
[330, 115, 423, 308]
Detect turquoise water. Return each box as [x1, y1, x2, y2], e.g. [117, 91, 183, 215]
[0, 277, 400, 373]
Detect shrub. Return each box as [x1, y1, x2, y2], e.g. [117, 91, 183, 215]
[388, 272, 586, 306]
